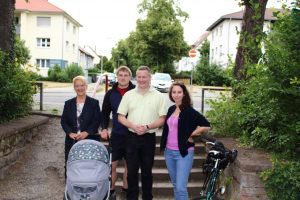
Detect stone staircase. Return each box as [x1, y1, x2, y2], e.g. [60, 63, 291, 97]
[104, 132, 207, 199]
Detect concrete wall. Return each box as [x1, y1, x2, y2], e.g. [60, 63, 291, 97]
[218, 137, 272, 200]
[0, 115, 49, 180]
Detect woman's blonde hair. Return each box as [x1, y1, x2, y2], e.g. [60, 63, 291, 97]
[72, 75, 87, 85]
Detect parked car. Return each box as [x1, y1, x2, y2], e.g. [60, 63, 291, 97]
[97, 72, 116, 86]
[151, 73, 173, 93]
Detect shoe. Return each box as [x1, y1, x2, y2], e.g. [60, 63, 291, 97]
[122, 187, 128, 193]
[109, 190, 116, 200]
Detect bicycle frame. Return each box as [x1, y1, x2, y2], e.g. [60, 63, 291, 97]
[201, 158, 221, 200]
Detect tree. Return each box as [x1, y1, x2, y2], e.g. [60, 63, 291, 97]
[122, 0, 189, 73]
[234, 0, 268, 80]
[198, 39, 210, 66]
[0, 0, 16, 59]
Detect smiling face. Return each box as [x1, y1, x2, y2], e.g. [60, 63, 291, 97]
[171, 85, 184, 105]
[74, 79, 87, 97]
[136, 69, 151, 90]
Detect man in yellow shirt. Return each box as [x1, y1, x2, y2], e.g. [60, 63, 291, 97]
[118, 66, 166, 200]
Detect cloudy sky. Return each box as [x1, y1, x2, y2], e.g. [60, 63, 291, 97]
[49, 0, 286, 57]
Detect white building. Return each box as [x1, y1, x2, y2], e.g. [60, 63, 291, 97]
[15, 0, 82, 76]
[206, 8, 278, 67]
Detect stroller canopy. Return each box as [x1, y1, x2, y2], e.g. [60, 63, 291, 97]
[66, 139, 110, 200]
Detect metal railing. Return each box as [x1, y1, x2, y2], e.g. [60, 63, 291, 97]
[200, 86, 232, 113]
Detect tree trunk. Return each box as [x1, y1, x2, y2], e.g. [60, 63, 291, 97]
[0, 0, 16, 56]
[234, 0, 268, 80]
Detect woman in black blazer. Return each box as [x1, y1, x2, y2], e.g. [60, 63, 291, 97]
[61, 75, 102, 177]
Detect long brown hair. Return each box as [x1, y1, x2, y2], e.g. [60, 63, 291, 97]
[169, 82, 192, 111]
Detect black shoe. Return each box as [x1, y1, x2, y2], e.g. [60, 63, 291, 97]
[109, 190, 116, 200]
[121, 187, 128, 193]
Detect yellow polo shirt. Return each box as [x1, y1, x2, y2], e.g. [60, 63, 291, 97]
[117, 87, 167, 132]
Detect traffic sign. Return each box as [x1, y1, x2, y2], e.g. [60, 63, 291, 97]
[188, 49, 197, 58]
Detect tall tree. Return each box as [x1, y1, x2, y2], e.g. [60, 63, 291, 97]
[234, 0, 268, 80]
[0, 0, 16, 58]
[132, 0, 189, 73]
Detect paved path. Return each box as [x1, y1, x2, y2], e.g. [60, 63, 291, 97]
[0, 118, 65, 200]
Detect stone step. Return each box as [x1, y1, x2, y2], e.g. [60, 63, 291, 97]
[114, 179, 204, 198]
[102, 142, 206, 155]
[115, 154, 205, 168]
[116, 167, 206, 181]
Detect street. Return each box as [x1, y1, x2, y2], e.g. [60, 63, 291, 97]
[32, 84, 230, 114]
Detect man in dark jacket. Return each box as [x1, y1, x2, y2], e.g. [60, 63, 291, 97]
[100, 66, 135, 199]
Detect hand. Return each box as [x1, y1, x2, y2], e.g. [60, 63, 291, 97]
[100, 129, 109, 140]
[188, 136, 194, 143]
[132, 124, 147, 135]
[76, 131, 88, 140]
[69, 133, 78, 140]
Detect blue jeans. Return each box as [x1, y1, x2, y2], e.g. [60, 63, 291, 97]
[164, 148, 194, 200]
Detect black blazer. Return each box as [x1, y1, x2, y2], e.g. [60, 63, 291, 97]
[160, 105, 210, 157]
[61, 95, 102, 142]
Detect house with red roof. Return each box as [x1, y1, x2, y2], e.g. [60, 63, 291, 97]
[15, 0, 84, 76]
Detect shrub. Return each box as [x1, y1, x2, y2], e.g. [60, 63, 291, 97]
[47, 65, 68, 82]
[65, 63, 84, 81]
[260, 160, 300, 200]
[0, 52, 35, 123]
[194, 63, 231, 86]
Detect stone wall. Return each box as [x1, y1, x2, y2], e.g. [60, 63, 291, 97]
[219, 137, 272, 200]
[0, 115, 49, 179]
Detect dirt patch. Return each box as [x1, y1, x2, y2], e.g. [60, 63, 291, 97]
[0, 118, 65, 200]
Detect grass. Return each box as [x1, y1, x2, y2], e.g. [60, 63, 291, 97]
[40, 81, 73, 88]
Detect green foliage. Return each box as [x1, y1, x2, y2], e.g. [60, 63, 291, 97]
[207, 5, 300, 159]
[48, 65, 68, 82]
[111, 0, 189, 73]
[64, 63, 84, 81]
[47, 64, 84, 82]
[14, 37, 31, 66]
[194, 63, 231, 86]
[0, 51, 35, 123]
[260, 160, 300, 200]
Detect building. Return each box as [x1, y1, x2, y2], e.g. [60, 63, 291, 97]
[206, 8, 279, 67]
[15, 0, 82, 76]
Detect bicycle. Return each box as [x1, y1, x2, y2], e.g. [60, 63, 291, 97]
[191, 134, 238, 200]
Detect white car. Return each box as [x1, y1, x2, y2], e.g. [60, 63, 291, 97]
[151, 73, 173, 93]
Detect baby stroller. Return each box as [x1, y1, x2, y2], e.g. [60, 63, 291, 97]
[64, 139, 111, 200]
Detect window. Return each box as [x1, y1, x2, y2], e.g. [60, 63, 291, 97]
[219, 45, 223, 56]
[73, 44, 75, 53]
[66, 21, 70, 31]
[36, 59, 50, 68]
[73, 26, 76, 34]
[219, 25, 222, 37]
[37, 17, 51, 27]
[66, 41, 69, 51]
[37, 38, 50, 47]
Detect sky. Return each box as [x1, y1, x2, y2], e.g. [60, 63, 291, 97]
[49, 0, 286, 57]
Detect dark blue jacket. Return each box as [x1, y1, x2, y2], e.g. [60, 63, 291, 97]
[160, 105, 210, 157]
[101, 82, 135, 135]
[61, 95, 102, 142]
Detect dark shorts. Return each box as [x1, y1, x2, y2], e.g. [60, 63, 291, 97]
[110, 133, 127, 162]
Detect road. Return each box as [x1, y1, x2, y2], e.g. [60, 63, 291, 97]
[32, 84, 228, 114]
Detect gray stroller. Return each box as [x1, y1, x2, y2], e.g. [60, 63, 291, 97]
[64, 139, 111, 200]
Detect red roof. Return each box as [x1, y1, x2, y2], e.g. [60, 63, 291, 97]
[15, 0, 64, 13]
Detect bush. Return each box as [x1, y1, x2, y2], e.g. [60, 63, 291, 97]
[65, 63, 84, 81]
[47, 65, 68, 82]
[260, 160, 300, 200]
[0, 52, 35, 123]
[194, 63, 231, 86]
